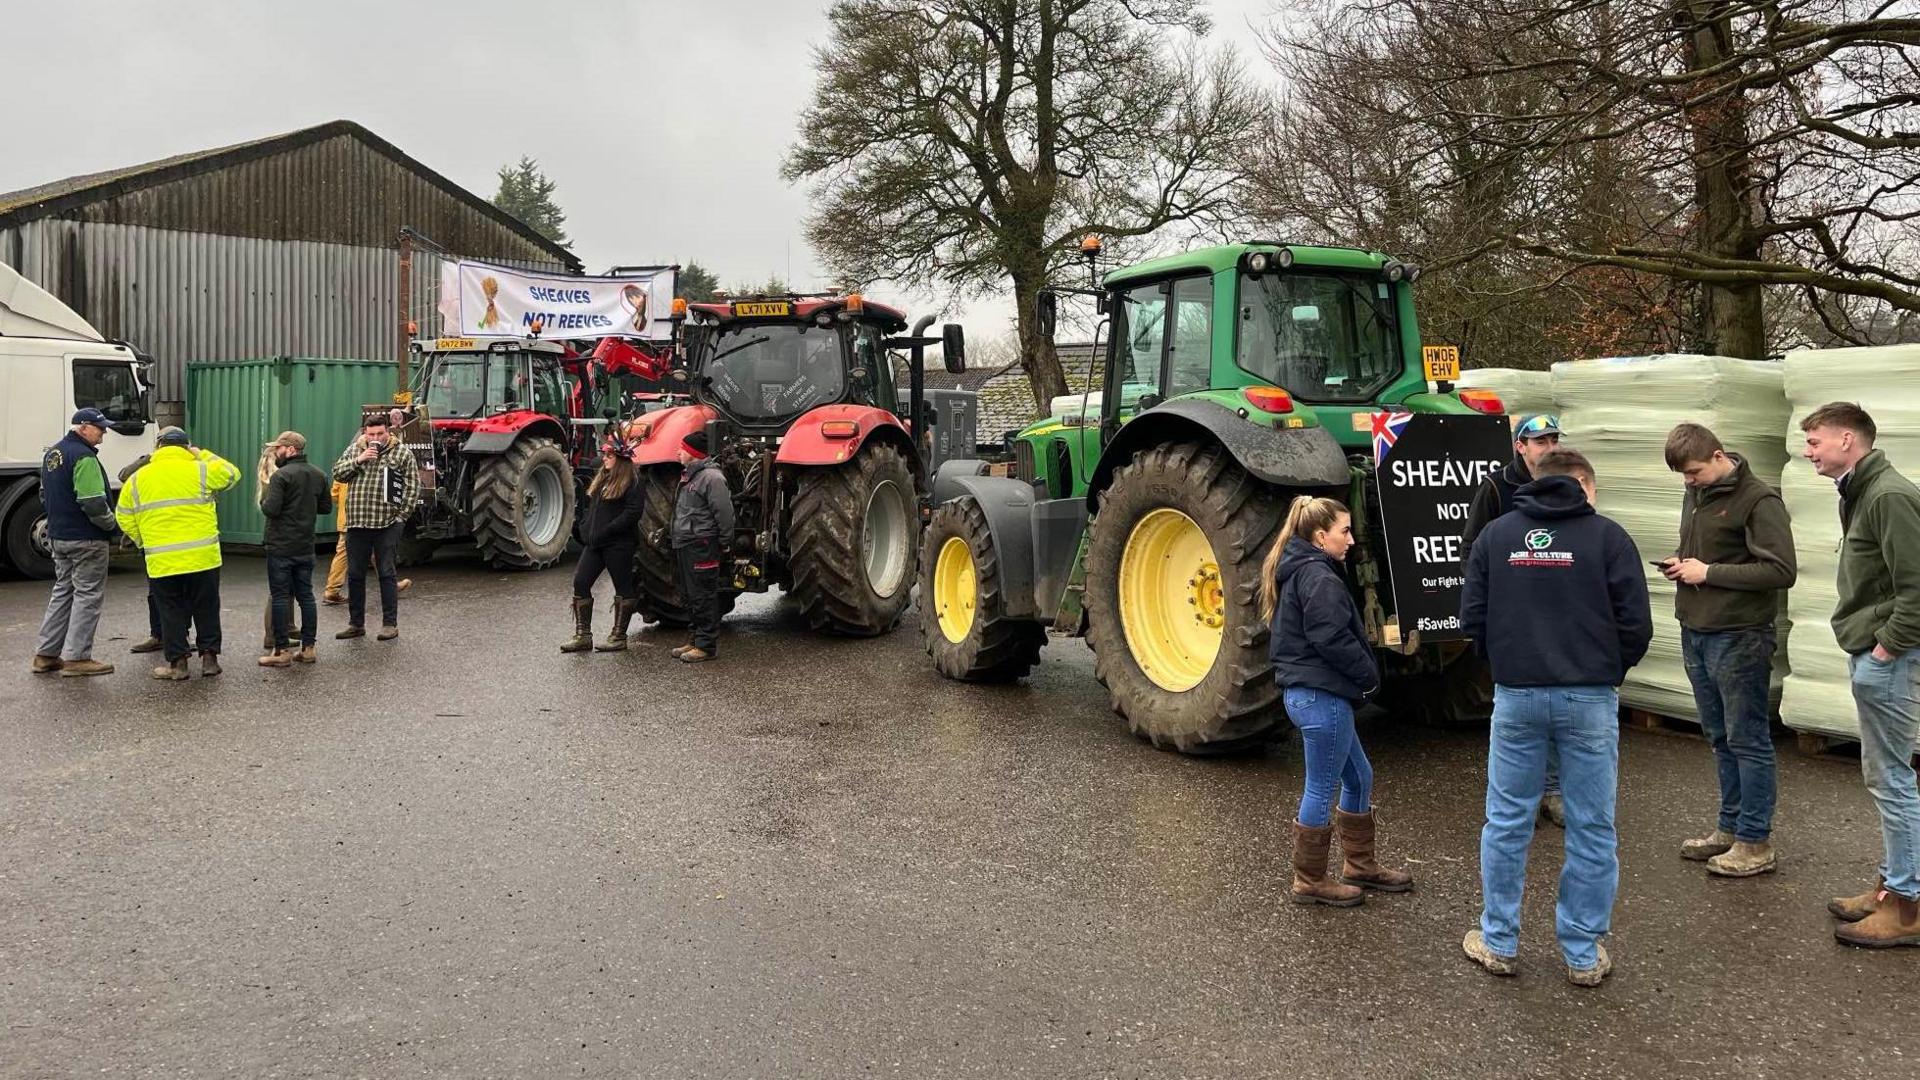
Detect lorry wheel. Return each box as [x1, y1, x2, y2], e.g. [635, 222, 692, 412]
[789, 442, 918, 637]
[471, 437, 574, 570]
[4, 490, 56, 579]
[919, 497, 1046, 681]
[1084, 440, 1285, 754]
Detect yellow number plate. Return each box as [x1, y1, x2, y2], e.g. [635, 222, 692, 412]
[732, 302, 791, 317]
[435, 337, 477, 351]
[1422, 345, 1461, 382]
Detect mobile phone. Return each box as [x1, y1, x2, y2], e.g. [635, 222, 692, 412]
[1649, 559, 1674, 570]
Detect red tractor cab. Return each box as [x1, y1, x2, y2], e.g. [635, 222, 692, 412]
[623, 293, 969, 636]
[402, 335, 610, 568]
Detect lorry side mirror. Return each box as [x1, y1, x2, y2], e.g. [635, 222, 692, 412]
[1035, 291, 1058, 339]
[942, 324, 967, 374]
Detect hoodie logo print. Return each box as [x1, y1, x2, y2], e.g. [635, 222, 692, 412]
[1525, 528, 1555, 551]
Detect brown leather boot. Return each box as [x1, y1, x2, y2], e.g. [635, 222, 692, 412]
[560, 597, 594, 653]
[596, 597, 638, 651]
[199, 652, 221, 677]
[1335, 808, 1415, 892]
[1830, 878, 1886, 922]
[1834, 890, 1920, 948]
[1291, 822, 1365, 907]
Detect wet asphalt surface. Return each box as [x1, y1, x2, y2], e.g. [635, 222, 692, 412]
[0, 551, 1913, 1079]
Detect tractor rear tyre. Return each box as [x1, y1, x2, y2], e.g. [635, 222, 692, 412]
[631, 465, 735, 628]
[920, 497, 1046, 681]
[1084, 440, 1285, 754]
[789, 442, 918, 637]
[470, 437, 574, 570]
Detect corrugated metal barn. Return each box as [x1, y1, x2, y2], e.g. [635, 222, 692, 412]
[0, 119, 580, 416]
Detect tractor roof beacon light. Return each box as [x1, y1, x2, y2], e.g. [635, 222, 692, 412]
[1080, 235, 1103, 287]
[845, 293, 864, 313]
[671, 297, 688, 319]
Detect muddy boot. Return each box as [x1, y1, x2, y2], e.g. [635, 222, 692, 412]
[30, 654, 64, 674]
[1335, 808, 1415, 892]
[677, 646, 715, 664]
[295, 645, 317, 665]
[129, 636, 163, 654]
[560, 597, 594, 653]
[1539, 793, 1566, 828]
[151, 658, 190, 681]
[1707, 841, 1776, 878]
[670, 642, 696, 659]
[597, 597, 637, 652]
[199, 652, 221, 677]
[59, 659, 114, 677]
[1566, 943, 1614, 987]
[1830, 878, 1886, 922]
[1290, 822, 1365, 907]
[258, 648, 293, 668]
[322, 591, 346, 606]
[1681, 828, 1736, 862]
[1462, 930, 1518, 976]
[1834, 890, 1920, 948]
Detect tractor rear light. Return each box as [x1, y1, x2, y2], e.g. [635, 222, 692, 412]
[1459, 389, 1504, 415]
[1245, 386, 1293, 414]
[820, 420, 859, 438]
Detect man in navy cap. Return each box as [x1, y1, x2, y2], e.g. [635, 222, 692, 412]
[30, 408, 120, 677]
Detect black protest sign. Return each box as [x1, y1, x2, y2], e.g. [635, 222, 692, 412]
[1372, 413, 1512, 642]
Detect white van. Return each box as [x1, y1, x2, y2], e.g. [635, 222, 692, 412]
[1, 262, 153, 578]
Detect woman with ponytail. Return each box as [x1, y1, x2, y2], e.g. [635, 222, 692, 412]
[1261, 495, 1413, 906]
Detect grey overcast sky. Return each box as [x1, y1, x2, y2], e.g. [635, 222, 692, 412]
[2, 0, 1280, 339]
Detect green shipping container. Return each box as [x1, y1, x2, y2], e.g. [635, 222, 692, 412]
[185, 357, 400, 546]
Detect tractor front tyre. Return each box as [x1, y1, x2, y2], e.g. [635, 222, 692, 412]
[470, 437, 574, 570]
[633, 465, 689, 628]
[1083, 440, 1286, 754]
[789, 442, 919, 637]
[920, 497, 1046, 682]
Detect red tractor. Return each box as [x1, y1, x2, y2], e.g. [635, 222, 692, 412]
[623, 293, 967, 635]
[401, 335, 616, 568]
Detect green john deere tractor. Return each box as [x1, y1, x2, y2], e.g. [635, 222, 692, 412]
[919, 241, 1510, 753]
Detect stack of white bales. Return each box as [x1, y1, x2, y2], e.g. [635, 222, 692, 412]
[1551, 355, 1790, 720]
[1780, 345, 1920, 745]
[1458, 368, 1554, 422]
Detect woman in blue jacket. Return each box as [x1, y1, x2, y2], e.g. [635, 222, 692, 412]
[1260, 495, 1414, 907]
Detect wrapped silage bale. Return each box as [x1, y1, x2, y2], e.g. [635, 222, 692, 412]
[1550, 355, 1790, 722]
[1458, 368, 1554, 420]
[1780, 344, 1920, 746]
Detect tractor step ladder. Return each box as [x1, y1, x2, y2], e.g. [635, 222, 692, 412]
[1049, 528, 1094, 636]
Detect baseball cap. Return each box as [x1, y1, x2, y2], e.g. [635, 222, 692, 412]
[156, 426, 191, 447]
[1515, 414, 1562, 441]
[682, 430, 709, 458]
[272, 430, 306, 450]
[72, 407, 111, 428]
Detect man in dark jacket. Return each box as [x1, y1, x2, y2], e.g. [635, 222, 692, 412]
[1459, 447, 1652, 986]
[31, 408, 120, 677]
[671, 430, 734, 664]
[1462, 412, 1569, 824]
[1802, 402, 1920, 948]
[1659, 423, 1796, 878]
[259, 431, 332, 667]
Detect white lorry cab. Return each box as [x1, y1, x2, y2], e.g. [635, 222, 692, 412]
[1, 261, 154, 578]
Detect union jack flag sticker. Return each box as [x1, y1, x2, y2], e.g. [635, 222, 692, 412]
[1372, 410, 1414, 464]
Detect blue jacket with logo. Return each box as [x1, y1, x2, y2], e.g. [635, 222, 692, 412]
[40, 431, 117, 542]
[1460, 475, 1652, 688]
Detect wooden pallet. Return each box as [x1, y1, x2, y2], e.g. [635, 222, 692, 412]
[1792, 730, 1861, 760]
[1623, 708, 1702, 740]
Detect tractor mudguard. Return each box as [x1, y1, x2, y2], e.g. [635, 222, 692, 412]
[1086, 398, 1350, 509]
[932, 466, 1045, 619]
[628, 404, 720, 466]
[458, 413, 566, 455]
[775, 404, 913, 467]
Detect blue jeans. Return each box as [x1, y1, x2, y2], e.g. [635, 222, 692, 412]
[1849, 648, 1920, 899]
[1682, 627, 1778, 842]
[1284, 687, 1373, 828]
[1480, 684, 1620, 969]
[267, 554, 317, 648]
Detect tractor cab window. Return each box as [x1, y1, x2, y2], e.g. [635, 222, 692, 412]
[530, 363, 566, 417]
[1236, 272, 1400, 402]
[419, 351, 536, 417]
[1109, 281, 1168, 411]
[1108, 275, 1213, 409]
[699, 323, 847, 423]
[853, 323, 897, 412]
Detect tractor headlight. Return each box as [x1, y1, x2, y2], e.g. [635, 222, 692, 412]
[1248, 252, 1271, 273]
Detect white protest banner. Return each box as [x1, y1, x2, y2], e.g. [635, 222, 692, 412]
[436, 260, 677, 341]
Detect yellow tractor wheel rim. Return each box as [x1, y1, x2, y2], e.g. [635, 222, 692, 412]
[933, 536, 978, 644]
[1118, 508, 1224, 693]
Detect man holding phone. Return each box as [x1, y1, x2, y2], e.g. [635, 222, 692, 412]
[1660, 423, 1797, 878]
[331, 413, 419, 642]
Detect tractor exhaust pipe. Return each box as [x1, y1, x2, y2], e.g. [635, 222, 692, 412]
[909, 315, 936, 464]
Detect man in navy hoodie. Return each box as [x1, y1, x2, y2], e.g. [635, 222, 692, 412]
[1458, 447, 1652, 986]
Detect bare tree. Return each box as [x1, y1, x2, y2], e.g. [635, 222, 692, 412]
[1260, 0, 1920, 360]
[784, 0, 1268, 407]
